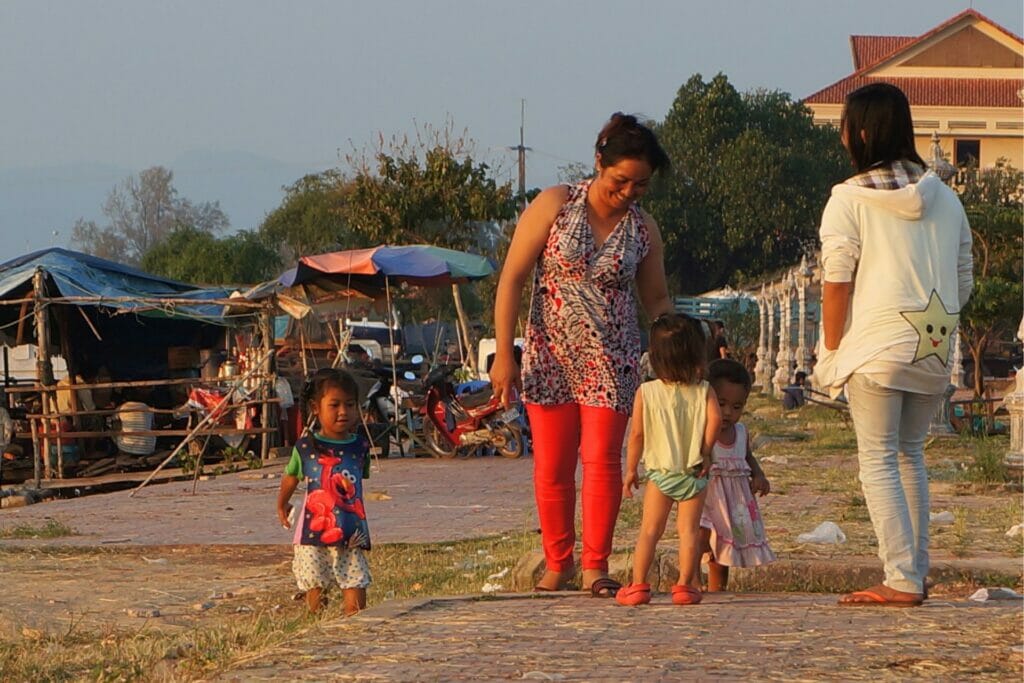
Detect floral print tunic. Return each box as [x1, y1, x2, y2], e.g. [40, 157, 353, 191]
[522, 180, 651, 414]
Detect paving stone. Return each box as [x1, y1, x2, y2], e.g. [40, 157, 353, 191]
[224, 593, 1022, 681]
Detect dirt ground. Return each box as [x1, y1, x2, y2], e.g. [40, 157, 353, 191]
[1, 408, 1020, 679]
[0, 545, 294, 638]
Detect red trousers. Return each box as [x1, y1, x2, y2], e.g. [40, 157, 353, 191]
[526, 403, 629, 572]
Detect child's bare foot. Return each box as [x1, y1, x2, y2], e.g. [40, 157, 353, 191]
[305, 587, 327, 613]
[707, 560, 729, 592]
[343, 588, 367, 616]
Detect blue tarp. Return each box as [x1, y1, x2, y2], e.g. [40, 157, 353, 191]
[0, 248, 237, 324]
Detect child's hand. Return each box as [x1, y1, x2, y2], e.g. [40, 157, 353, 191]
[750, 472, 770, 497]
[277, 504, 293, 529]
[622, 469, 639, 498]
[698, 452, 713, 479]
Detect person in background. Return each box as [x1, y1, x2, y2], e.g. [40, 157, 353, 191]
[713, 321, 731, 359]
[346, 344, 372, 366]
[781, 371, 808, 410]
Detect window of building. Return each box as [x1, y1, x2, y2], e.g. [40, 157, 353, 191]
[954, 139, 980, 166]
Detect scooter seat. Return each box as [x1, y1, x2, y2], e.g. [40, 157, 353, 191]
[459, 387, 494, 409]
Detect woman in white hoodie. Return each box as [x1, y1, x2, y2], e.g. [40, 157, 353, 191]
[815, 83, 973, 607]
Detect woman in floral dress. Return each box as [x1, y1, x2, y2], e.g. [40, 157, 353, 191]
[491, 113, 673, 596]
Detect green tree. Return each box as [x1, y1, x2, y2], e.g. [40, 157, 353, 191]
[644, 74, 849, 293]
[141, 226, 280, 285]
[956, 160, 1023, 399]
[71, 166, 228, 265]
[259, 170, 353, 259]
[341, 124, 516, 249]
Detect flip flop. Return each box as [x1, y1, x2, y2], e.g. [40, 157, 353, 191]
[838, 584, 923, 607]
[671, 584, 703, 605]
[615, 583, 651, 606]
[589, 577, 622, 598]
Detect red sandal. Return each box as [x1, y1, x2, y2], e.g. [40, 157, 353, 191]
[615, 583, 651, 606]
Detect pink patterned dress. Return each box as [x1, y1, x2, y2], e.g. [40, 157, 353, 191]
[522, 180, 650, 414]
[700, 423, 777, 567]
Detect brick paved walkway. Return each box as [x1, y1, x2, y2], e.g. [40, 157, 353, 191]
[223, 593, 1023, 681]
[0, 456, 538, 546]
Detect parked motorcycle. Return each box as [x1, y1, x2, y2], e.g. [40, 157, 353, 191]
[415, 363, 524, 459]
[349, 358, 427, 459]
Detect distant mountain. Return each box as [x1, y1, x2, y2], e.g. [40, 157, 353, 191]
[0, 151, 338, 257]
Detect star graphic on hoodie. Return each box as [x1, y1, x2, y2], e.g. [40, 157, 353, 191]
[900, 290, 958, 366]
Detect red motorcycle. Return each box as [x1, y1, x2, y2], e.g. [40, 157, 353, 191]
[417, 364, 523, 459]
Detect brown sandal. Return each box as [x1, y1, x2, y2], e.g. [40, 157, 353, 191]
[838, 584, 923, 607]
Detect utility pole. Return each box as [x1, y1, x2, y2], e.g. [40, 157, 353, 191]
[508, 99, 532, 212]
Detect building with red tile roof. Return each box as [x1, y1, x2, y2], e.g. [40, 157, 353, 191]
[804, 9, 1023, 169]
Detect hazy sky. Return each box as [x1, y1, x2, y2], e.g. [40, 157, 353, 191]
[1, 0, 1021, 255]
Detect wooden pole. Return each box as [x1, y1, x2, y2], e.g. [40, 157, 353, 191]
[15, 300, 30, 345]
[451, 283, 475, 377]
[260, 308, 274, 461]
[32, 269, 55, 481]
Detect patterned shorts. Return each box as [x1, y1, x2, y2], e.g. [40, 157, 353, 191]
[292, 545, 372, 591]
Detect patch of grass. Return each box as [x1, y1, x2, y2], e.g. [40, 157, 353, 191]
[958, 436, 1009, 484]
[0, 531, 541, 681]
[0, 519, 74, 539]
[937, 507, 972, 558]
[836, 492, 871, 523]
[368, 530, 537, 603]
[807, 421, 857, 452]
[0, 607, 312, 682]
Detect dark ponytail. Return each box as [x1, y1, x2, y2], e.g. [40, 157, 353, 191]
[595, 113, 670, 173]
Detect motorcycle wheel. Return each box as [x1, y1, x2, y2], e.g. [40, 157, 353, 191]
[493, 423, 524, 459]
[422, 419, 457, 459]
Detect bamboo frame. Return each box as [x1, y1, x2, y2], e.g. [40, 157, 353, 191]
[130, 347, 276, 496]
[4, 375, 274, 394]
[4, 273, 279, 484]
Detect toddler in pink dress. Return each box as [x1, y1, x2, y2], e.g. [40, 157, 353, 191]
[700, 360, 776, 591]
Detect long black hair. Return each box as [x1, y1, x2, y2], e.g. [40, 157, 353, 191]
[841, 83, 926, 173]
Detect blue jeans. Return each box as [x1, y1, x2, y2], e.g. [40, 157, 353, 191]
[846, 373, 941, 593]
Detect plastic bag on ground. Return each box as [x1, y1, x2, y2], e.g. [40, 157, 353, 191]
[968, 587, 1023, 601]
[796, 521, 846, 544]
[929, 510, 955, 525]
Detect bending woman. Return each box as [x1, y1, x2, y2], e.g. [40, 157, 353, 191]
[815, 83, 973, 606]
[490, 113, 673, 596]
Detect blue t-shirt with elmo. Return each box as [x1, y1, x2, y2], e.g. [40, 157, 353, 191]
[285, 433, 371, 549]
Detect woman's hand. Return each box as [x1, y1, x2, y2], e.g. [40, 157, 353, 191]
[490, 352, 522, 409]
[622, 469, 640, 498]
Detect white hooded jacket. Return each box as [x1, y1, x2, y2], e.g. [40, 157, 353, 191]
[814, 171, 974, 398]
